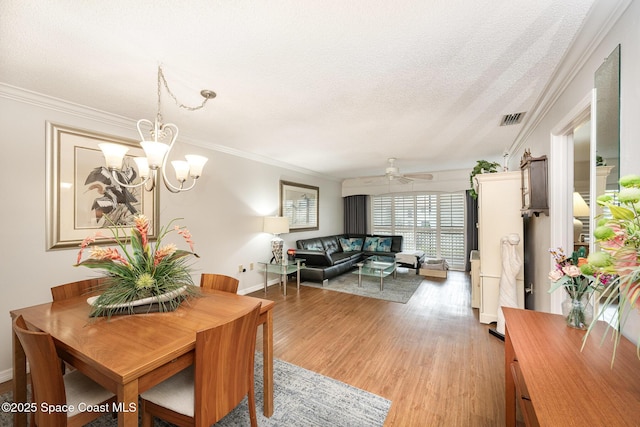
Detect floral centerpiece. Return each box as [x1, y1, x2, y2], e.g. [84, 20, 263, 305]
[580, 174, 640, 360]
[548, 247, 603, 329]
[75, 215, 199, 318]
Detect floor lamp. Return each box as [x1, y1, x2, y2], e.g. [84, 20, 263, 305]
[264, 216, 290, 263]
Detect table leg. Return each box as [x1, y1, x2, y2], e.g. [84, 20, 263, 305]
[357, 264, 363, 287]
[12, 326, 27, 427]
[117, 381, 139, 427]
[296, 260, 301, 291]
[263, 268, 268, 294]
[263, 310, 274, 417]
[282, 264, 287, 296]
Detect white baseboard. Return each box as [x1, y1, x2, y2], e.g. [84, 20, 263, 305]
[479, 313, 497, 324]
[238, 278, 281, 295]
[0, 368, 13, 384]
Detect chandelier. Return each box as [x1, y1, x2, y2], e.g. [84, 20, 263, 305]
[98, 66, 216, 193]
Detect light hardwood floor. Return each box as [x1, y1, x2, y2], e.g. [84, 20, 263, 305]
[1, 271, 506, 426]
[251, 270, 506, 426]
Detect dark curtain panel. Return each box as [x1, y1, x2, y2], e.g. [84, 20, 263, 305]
[344, 195, 368, 234]
[465, 190, 478, 271]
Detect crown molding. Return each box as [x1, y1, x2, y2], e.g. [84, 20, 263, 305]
[508, 0, 632, 157]
[0, 83, 337, 181]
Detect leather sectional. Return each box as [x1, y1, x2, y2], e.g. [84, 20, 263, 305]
[294, 234, 403, 282]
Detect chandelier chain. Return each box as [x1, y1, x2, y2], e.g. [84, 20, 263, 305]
[157, 66, 211, 113]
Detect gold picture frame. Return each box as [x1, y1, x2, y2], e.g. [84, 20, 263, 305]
[46, 122, 159, 250]
[279, 180, 319, 232]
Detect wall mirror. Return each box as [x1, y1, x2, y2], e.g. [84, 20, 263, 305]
[548, 44, 620, 314]
[591, 44, 620, 249]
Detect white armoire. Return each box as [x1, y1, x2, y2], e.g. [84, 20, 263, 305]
[475, 171, 525, 324]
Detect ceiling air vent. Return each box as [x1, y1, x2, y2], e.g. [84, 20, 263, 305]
[500, 112, 525, 126]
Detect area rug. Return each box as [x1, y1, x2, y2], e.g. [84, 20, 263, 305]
[302, 269, 423, 303]
[0, 357, 390, 427]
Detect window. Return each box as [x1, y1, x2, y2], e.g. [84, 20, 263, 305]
[371, 193, 466, 270]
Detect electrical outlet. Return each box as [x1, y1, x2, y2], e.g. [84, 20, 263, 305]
[250, 263, 254, 270]
[238, 264, 243, 273]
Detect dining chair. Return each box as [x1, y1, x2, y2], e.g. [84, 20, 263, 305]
[12, 315, 116, 427]
[199, 273, 240, 293]
[51, 278, 106, 374]
[140, 302, 261, 427]
[50, 277, 105, 301]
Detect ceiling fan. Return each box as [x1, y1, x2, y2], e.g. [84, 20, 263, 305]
[356, 158, 433, 185]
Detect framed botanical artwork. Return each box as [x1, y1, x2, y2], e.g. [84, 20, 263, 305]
[279, 180, 319, 232]
[46, 122, 159, 250]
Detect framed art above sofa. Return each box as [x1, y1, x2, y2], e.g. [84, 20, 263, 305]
[280, 180, 319, 232]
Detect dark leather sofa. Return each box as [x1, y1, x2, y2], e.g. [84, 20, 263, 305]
[295, 234, 403, 282]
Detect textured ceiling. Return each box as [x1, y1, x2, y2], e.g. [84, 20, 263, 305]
[0, 0, 601, 180]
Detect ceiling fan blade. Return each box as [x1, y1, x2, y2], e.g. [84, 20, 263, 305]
[405, 172, 434, 180]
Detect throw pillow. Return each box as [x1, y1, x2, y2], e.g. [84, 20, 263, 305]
[376, 237, 392, 252]
[363, 236, 379, 252]
[340, 237, 364, 252]
[349, 237, 364, 251]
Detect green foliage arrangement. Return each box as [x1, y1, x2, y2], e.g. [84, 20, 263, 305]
[469, 160, 501, 199]
[75, 215, 199, 318]
[580, 174, 640, 362]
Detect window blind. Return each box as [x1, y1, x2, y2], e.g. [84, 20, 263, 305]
[371, 192, 466, 270]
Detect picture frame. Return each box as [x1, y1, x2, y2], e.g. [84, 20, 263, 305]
[279, 180, 319, 232]
[46, 122, 159, 250]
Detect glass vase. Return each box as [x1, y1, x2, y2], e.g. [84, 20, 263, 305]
[561, 295, 593, 330]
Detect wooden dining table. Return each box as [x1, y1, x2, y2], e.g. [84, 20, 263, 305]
[10, 287, 275, 427]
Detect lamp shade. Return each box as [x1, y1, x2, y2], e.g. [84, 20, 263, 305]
[140, 141, 170, 168]
[171, 160, 190, 182]
[133, 157, 150, 178]
[99, 143, 129, 169]
[264, 216, 289, 234]
[185, 154, 208, 178]
[573, 192, 590, 217]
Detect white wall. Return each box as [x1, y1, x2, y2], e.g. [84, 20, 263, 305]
[511, 1, 640, 337]
[0, 87, 343, 379]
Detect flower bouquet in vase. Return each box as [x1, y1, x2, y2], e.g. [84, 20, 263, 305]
[75, 215, 199, 318]
[548, 248, 602, 329]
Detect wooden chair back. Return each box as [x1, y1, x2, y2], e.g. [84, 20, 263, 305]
[12, 315, 114, 427]
[51, 278, 105, 301]
[13, 315, 67, 426]
[194, 303, 260, 426]
[199, 273, 239, 293]
[141, 303, 261, 427]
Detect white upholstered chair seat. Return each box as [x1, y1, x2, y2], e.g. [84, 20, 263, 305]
[140, 366, 196, 417]
[63, 369, 116, 417]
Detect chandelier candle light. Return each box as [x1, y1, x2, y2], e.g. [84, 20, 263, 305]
[99, 66, 216, 193]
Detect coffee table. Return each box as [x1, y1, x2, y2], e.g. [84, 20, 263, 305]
[352, 255, 397, 291]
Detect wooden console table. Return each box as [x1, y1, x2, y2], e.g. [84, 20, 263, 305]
[503, 307, 640, 426]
